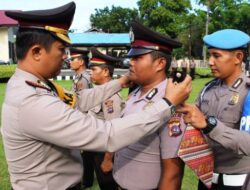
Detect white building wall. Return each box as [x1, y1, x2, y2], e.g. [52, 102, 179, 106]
[0, 27, 9, 62]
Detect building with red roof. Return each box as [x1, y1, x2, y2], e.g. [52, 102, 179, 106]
[0, 10, 18, 63]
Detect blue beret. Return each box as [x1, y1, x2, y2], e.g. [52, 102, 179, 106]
[203, 29, 250, 49]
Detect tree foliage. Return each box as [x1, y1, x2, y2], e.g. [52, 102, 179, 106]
[90, 6, 140, 33]
[137, 0, 191, 38]
[89, 0, 249, 58]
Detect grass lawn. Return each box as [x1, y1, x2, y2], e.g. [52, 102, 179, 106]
[0, 77, 212, 190]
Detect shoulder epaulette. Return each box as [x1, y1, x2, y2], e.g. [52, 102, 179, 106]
[25, 80, 51, 91]
[232, 78, 243, 89]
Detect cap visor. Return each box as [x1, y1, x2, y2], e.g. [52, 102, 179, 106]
[127, 48, 154, 58]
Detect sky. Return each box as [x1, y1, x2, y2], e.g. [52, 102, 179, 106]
[0, 0, 201, 32]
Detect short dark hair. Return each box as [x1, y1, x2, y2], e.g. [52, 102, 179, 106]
[73, 55, 89, 68]
[91, 64, 114, 77]
[16, 29, 58, 60]
[150, 51, 172, 73]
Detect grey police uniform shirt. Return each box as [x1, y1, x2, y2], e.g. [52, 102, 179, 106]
[197, 73, 250, 174]
[181, 61, 187, 68]
[113, 79, 186, 189]
[1, 68, 174, 190]
[88, 92, 122, 121]
[171, 61, 178, 69]
[72, 70, 92, 92]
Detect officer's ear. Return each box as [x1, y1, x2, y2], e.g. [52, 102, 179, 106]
[234, 50, 244, 65]
[103, 67, 110, 77]
[30, 45, 43, 61]
[155, 57, 166, 72]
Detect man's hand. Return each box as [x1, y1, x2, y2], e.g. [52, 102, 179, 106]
[165, 75, 192, 106]
[177, 103, 207, 129]
[118, 72, 132, 88]
[100, 160, 113, 173]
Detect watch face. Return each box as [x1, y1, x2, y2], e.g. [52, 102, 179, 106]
[208, 116, 217, 126]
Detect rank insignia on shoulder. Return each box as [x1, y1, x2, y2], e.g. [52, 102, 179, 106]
[25, 80, 51, 91]
[229, 93, 239, 105]
[232, 78, 243, 89]
[146, 88, 158, 100]
[105, 100, 114, 113]
[167, 113, 182, 137]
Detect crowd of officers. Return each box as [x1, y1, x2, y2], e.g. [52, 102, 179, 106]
[1, 1, 250, 190]
[170, 58, 196, 80]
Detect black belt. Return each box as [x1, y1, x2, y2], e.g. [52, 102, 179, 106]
[66, 182, 82, 190]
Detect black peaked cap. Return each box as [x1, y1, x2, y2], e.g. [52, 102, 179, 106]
[69, 47, 89, 57]
[90, 47, 121, 64]
[5, 2, 76, 43]
[131, 21, 182, 48]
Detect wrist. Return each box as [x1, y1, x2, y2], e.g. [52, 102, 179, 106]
[162, 97, 176, 115]
[202, 116, 217, 134]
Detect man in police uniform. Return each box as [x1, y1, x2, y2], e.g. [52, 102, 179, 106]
[87, 47, 122, 190]
[68, 47, 94, 189]
[113, 21, 187, 190]
[181, 59, 187, 75]
[171, 57, 178, 76]
[1, 2, 192, 190]
[178, 29, 250, 190]
[189, 58, 196, 80]
[69, 47, 92, 92]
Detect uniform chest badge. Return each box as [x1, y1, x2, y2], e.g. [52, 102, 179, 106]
[105, 100, 114, 113]
[229, 93, 239, 105]
[143, 100, 155, 110]
[167, 113, 182, 137]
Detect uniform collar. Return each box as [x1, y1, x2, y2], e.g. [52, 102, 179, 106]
[229, 72, 247, 92]
[132, 79, 167, 103]
[15, 67, 41, 82]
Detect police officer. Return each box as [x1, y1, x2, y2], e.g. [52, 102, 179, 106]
[1, 2, 192, 190]
[68, 47, 94, 189]
[113, 21, 188, 190]
[87, 47, 122, 190]
[181, 59, 187, 75]
[178, 29, 250, 190]
[69, 47, 92, 92]
[171, 57, 178, 76]
[189, 58, 196, 80]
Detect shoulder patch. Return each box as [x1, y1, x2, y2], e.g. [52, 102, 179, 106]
[232, 78, 243, 89]
[25, 80, 51, 91]
[146, 88, 158, 100]
[105, 100, 114, 113]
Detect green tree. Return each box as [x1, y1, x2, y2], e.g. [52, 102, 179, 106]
[196, 0, 250, 34]
[90, 6, 140, 33]
[137, 0, 191, 38]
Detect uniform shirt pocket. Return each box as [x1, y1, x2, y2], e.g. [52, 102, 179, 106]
[219, 104, 242, 126]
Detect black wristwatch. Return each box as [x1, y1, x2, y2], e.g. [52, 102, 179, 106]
[202, 116, 217, 134]
[162, 97, 176, 115]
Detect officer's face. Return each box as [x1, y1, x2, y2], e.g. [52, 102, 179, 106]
[70, 57, 83, 71]
[129, 53, 159, 85]
[41, 40, 67, 78]
[90, 66, 108, 85]
[208, 49, 242, 80]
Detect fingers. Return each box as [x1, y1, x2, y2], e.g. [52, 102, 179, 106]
[176, 103, 193, 114]
[182, 74, 192, 84]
